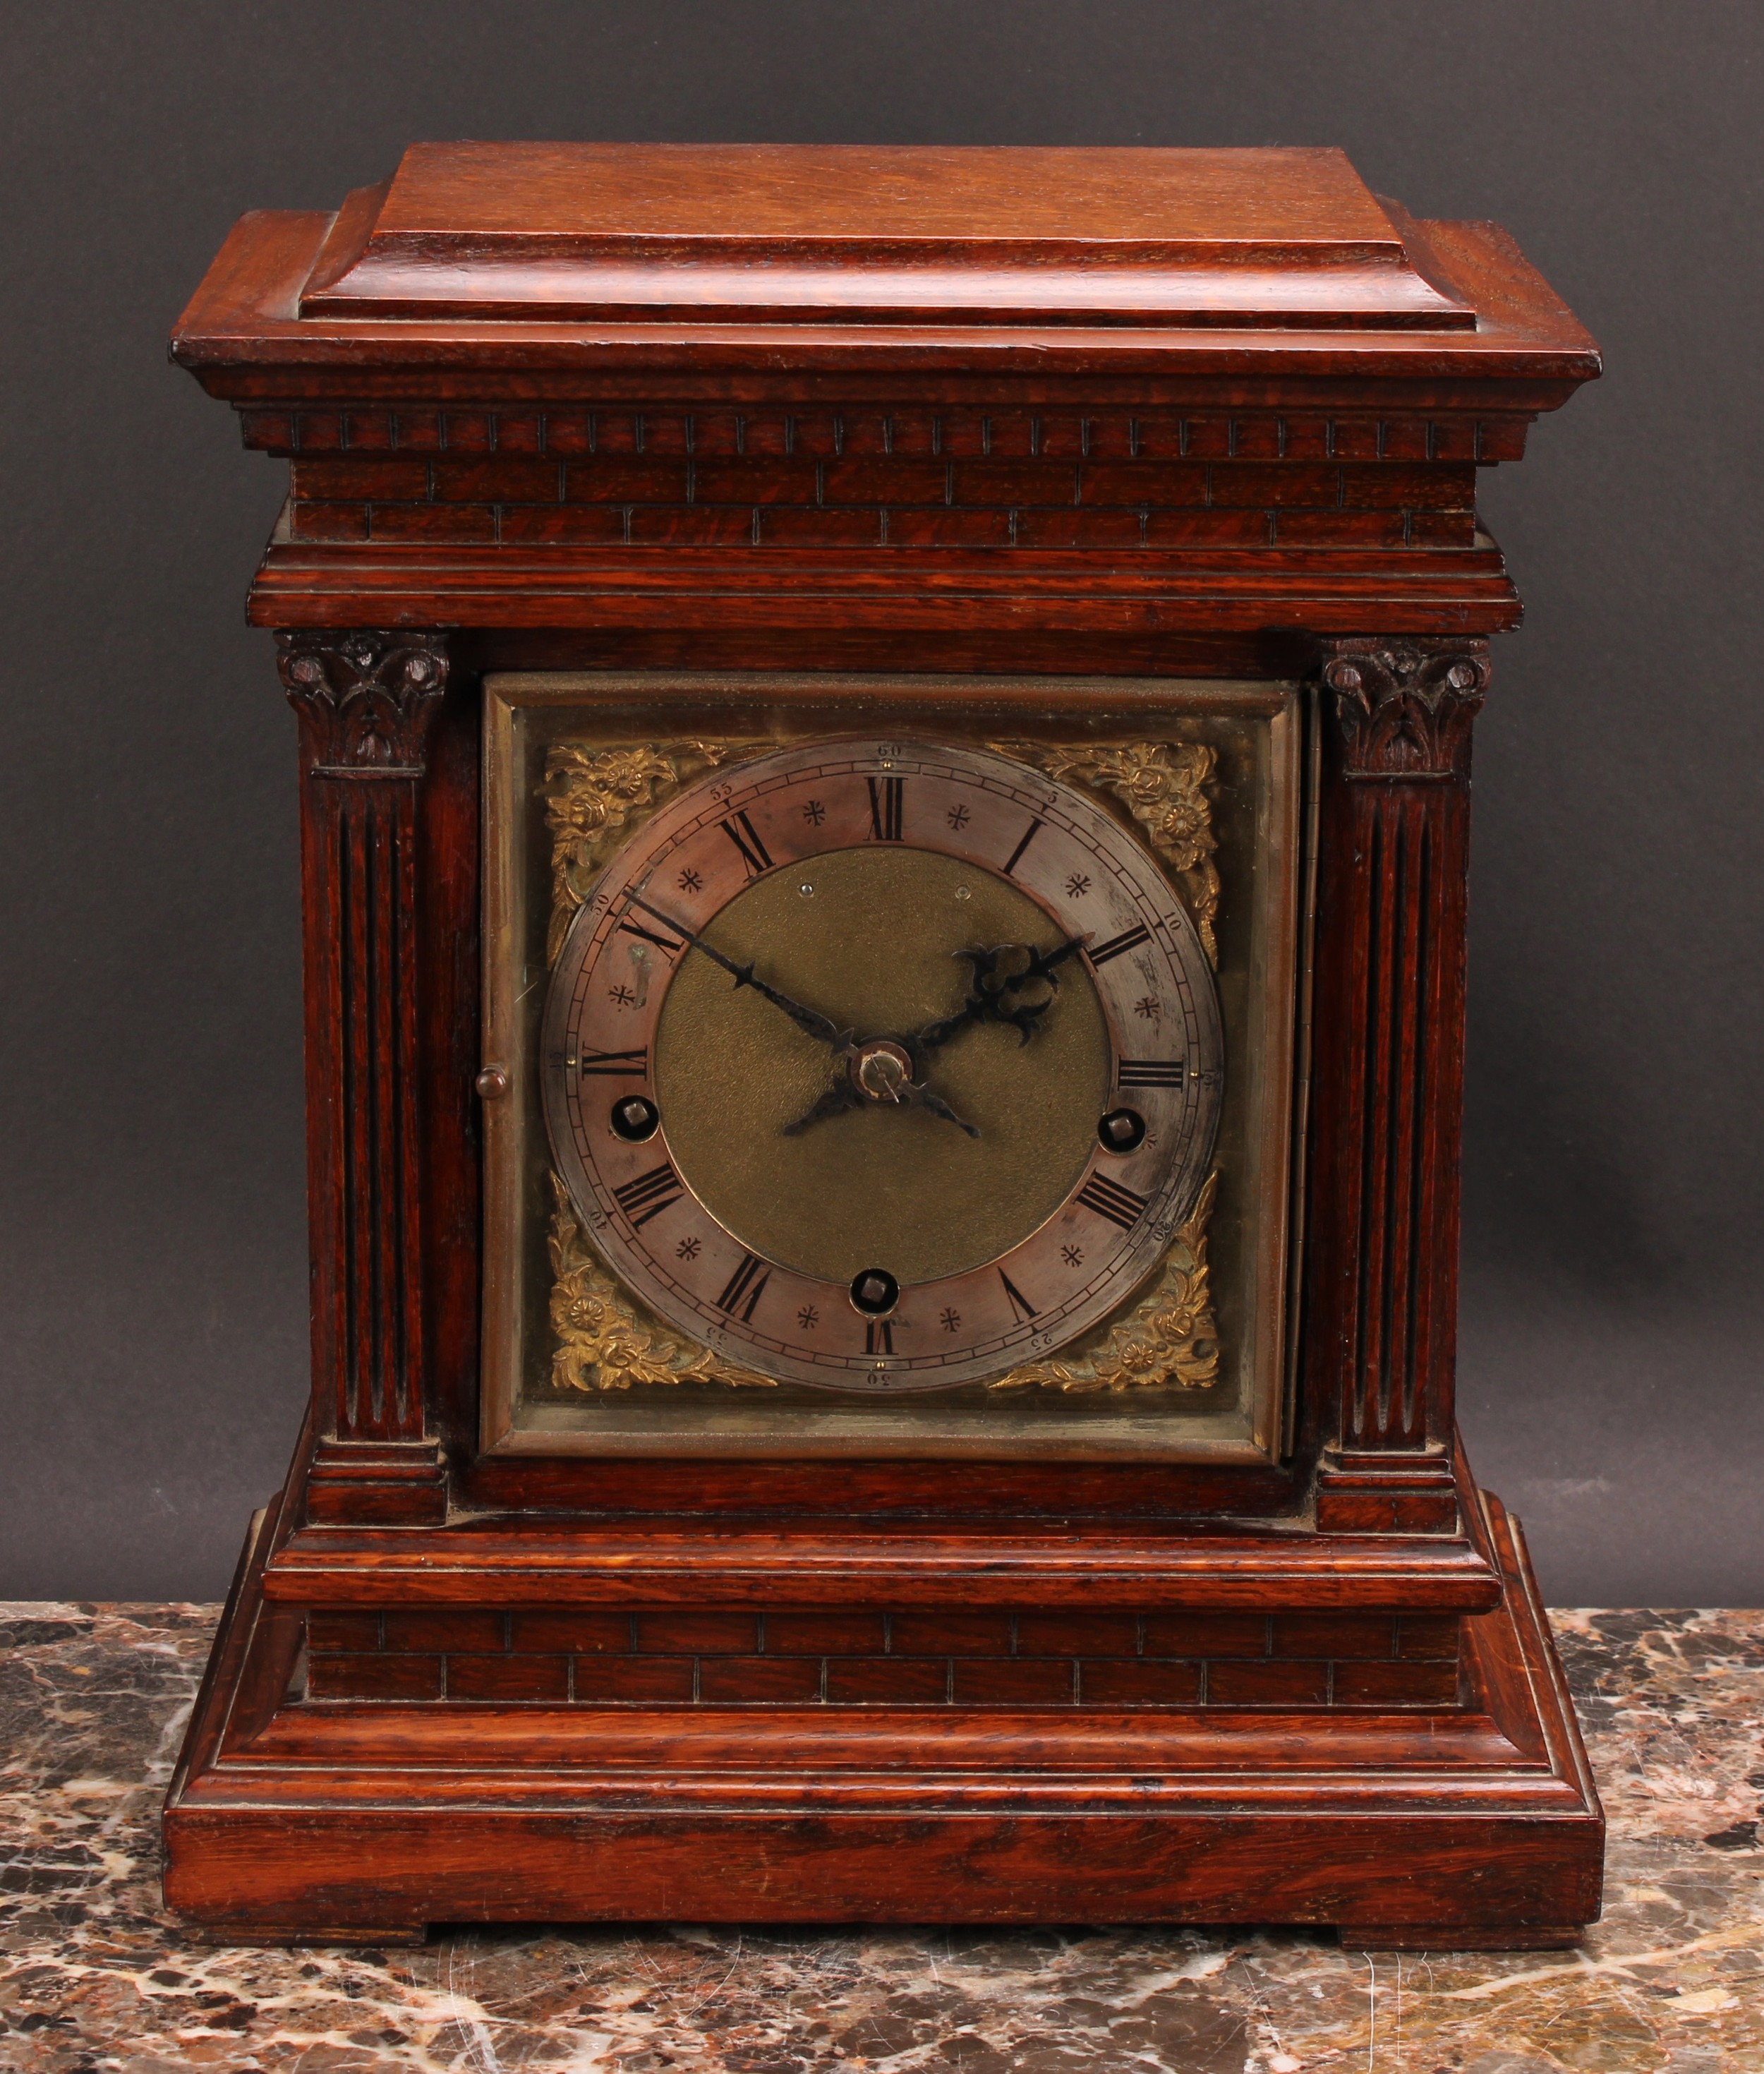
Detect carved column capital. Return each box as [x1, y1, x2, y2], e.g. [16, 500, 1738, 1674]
[276, 629, 450, 775]
[1319, 637, 1490, 780]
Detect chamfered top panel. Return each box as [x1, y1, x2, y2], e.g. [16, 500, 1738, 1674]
[298, 143, 1478, 329]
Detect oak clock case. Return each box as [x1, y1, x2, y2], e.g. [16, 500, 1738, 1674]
[481, 675, 1304, 1459]
[163, 141, 1605, 1949]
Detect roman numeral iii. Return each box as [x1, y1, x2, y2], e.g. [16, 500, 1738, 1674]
[715, 1251, 771, 1322]
[1075, 1171, 1149, 1230]
[718, 811, 773, 876]
[610, 1162, 684, 1228]
[1087, 922, 1152, 966]
[866, 775, 905, 841]
[1118, 1058, 1184, 1089]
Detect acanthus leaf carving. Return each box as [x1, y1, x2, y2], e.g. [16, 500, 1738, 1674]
[1320, 637, 1490, 780]
[277, 629, 450, 773]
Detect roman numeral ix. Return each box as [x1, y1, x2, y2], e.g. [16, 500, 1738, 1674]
[715, 1251, 771, 1322]
[611, 1162, 684, 1229]
[866, 775, 905, 841]
[1076, 1171, 1150, 1231]
[1087, 922, 1152, 966]
[1118, 1058, 1184, 1089]
[577, 1047, 648, 1078]
[718, 810, 773, 877]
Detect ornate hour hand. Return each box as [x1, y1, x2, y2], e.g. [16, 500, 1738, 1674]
[786, 937, 1093, 1138]
[783, 1036, 981, 1140]
[913, 935, 1090, 1052]
[780, 1080, 864, 1137]
[625, 893, 854, 1052]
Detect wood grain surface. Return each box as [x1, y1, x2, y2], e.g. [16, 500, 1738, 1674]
[164, 143, 1602, 1942]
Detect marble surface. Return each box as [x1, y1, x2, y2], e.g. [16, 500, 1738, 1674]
[0, 1603, 1759, 2073]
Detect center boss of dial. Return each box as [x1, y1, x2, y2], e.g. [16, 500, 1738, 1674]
[652, 845, 1112, 1289]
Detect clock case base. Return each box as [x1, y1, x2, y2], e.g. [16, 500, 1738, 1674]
[164, 1448, 1601, 1947]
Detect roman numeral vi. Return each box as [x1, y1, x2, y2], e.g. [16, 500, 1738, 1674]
[715, 1251, 771, 1322]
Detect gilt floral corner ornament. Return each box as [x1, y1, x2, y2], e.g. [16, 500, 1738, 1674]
[992, 739, 1221, 965]
[547, 1174, 774, 1394]
[991, 1171, 1220, 1394]
[540, 741, 769, 965]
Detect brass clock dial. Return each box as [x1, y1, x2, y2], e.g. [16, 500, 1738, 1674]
[542, 739, 1224, 1392]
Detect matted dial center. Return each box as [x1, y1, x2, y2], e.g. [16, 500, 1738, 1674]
[652, 845, 1111, 1285]
[853, 1039, 914, 1102]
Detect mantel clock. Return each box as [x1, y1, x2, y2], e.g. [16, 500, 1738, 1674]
[164, 143, 1603, 1947]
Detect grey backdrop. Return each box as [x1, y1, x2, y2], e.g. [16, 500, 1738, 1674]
[2, 1, 1758, 1605]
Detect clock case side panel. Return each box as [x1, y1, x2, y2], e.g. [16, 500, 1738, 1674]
[477, 672, 1306, 1477]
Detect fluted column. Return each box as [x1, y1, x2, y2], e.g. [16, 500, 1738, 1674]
[277, 631, 449, 1481]
[1305, 637, 1490, 1531]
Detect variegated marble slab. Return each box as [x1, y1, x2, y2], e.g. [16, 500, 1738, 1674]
[0, 1603, 1759, 2071]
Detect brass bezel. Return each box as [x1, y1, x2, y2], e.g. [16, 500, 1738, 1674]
[481, 671, 1310, 1461]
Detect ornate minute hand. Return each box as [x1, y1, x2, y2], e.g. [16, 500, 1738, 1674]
[912, 934, 1092, 1053]
[624, 893, 983, 1140]
[624, 893, 853, 1051]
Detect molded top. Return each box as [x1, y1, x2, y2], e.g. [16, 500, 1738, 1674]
[299, 143, 1479, 330]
